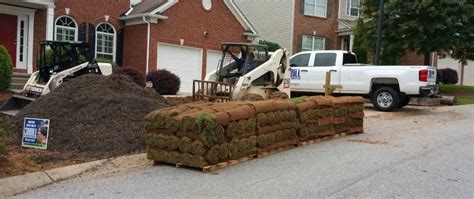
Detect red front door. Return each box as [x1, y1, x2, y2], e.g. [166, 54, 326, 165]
[0, 13, 17, 67]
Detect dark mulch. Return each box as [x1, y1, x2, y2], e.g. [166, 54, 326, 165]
[12, 74, 171, 162]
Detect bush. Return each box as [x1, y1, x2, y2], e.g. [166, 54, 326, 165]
[96, 57, 118, 69]
[114, 67, 145, 87]
[436, 69, 444, 84]
[258, 40, 282, 52]
[147, 69, 180, 95]
[438, 68, 459, 84]
[0, 45, 13, 91]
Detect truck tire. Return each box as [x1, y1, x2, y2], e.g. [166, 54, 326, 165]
[372, 87, 400, 112]
[398, 96, 411, 108]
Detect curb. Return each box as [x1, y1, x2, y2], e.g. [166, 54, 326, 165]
[0, 153, 148, 197]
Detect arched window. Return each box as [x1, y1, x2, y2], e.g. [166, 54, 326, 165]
[55, 16, 77, 41]
[95, 23, 116, 61]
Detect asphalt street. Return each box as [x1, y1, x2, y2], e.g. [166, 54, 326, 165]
[12, 105, 474, 198]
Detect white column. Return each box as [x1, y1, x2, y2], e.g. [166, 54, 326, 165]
[349, 34, 354, 51]
[46, 6, 54, 41]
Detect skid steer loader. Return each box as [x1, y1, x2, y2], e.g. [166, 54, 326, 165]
[0, 41, 113, 116]
[192, 42, 291, 102]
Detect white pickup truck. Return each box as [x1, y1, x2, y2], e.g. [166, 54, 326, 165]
[289, 50, 438, 111]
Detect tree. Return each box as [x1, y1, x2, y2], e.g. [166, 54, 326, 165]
[258, 40, 282, 52]
[358, 0, 474, 65]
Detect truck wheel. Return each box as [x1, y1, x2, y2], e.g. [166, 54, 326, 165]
[372, 87, 400, 112]
[398, 96, 411, 108]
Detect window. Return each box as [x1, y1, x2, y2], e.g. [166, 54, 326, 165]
[343, 53, 357, 65]
[304, 0, 327, 18]
[302, 35, 325, 51]
[95, 23, 116, 61]
[55, 16, 77, 41]
[290, 53, 311, 67]
[347, 0, 359, 17]
[314, 53, 336, 66]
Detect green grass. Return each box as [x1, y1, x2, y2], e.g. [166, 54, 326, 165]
[438, 84, 474, 105]
[457, 96, 474, 105]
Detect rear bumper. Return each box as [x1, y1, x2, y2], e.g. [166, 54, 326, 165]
[419, 85, 438, 97]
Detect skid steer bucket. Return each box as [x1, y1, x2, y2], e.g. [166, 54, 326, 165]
[0, 95, 36, 116]
[193, 80, 234, 102]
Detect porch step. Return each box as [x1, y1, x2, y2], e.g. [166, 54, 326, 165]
[12, 72, 31, 78]
[12, 77, 29, 84]
[9, 72, 31, 91]
[9, 82, 26, 90]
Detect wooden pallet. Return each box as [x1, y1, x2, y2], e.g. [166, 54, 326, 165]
[153, 154, 256, 173]
[298, 131, 362, 146]
[257, 144, 297, 158]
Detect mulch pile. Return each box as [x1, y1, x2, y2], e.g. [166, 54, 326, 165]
[145, 96, 365, 169]
[14, 74, 171, 162]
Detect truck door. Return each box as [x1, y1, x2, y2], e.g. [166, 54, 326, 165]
[306, 53, 340, 93]
[289, 52, 312, 91]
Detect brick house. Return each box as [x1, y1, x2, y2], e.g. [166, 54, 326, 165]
[0, 0, 257, 92]
[120, 0, 257, 92]
[0, 0, 130, 74]
[235, 0, 340, 55]
[235, 0, 437, 66]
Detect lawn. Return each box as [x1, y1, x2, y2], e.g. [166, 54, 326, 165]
[438, 84, 474, 105]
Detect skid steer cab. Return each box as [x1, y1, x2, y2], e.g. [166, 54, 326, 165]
[1, 41, 113, 115]
[193, 42, 291, 102]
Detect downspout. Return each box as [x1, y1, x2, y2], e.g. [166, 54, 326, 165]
[143, 16, 150, 74]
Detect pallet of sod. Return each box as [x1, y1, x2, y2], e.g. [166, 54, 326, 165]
[145, 101, 258, 171]
[251, 100, 299, 156]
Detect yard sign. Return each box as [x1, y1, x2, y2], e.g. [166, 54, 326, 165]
[22, 117, 50, 150]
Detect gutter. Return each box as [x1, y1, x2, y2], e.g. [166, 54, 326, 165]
[143, 16, 151, 74]
[120, 13, 167, 21]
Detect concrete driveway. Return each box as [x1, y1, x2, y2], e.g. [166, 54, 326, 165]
[11, 105, 474, 198]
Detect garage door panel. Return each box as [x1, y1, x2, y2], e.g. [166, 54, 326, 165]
[157, 44, 202, 93]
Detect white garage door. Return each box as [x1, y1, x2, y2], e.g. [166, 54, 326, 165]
[157, 43, 202, 93]
[206, 50, 222, 74]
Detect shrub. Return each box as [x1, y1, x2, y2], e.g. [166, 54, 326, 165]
[439, 68, 459, 84]
[0, 45, 13, 91]
[147, 69, 180, 95]
[96, 57, 118, 69]
[114, 67, 145, 87]
[436, 69, 444, 84]
[258, 40, 282, 52]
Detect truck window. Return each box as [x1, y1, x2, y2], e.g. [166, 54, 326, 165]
[290, 53, 310, 67]
[313, 53, 336, 67]
[343, 53, 357, 65]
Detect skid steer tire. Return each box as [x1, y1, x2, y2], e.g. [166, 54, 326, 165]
[269, 91, 289, 100]
[241, 94, 264, 101]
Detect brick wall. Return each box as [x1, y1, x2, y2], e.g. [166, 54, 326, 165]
[124, 0, 248, 77]
[33, 9, 47, 71]
[54, 0, 129, 29]
[123, 25, 147, 74]
[292, 0, 339, 53]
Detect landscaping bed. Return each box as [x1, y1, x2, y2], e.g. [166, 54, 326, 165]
[1, 74, 171, 178]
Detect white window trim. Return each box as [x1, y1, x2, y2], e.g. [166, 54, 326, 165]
[302, 35, 326, 51]
[95, 22, 117, 62]
[16, 15, 28, 69]
[304, 0, 327, 18]
[347, 0, 359, 17]
[54, 15, 78, 41]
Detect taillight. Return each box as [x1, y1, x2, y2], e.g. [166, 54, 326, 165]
[419, 69, 428, 82]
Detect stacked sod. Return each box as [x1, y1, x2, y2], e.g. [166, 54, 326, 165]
[145, 96, 365, 169]
[145, 101, 258, 168]
[252, 100, 299, 154]
[296, 96, 365, 141]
